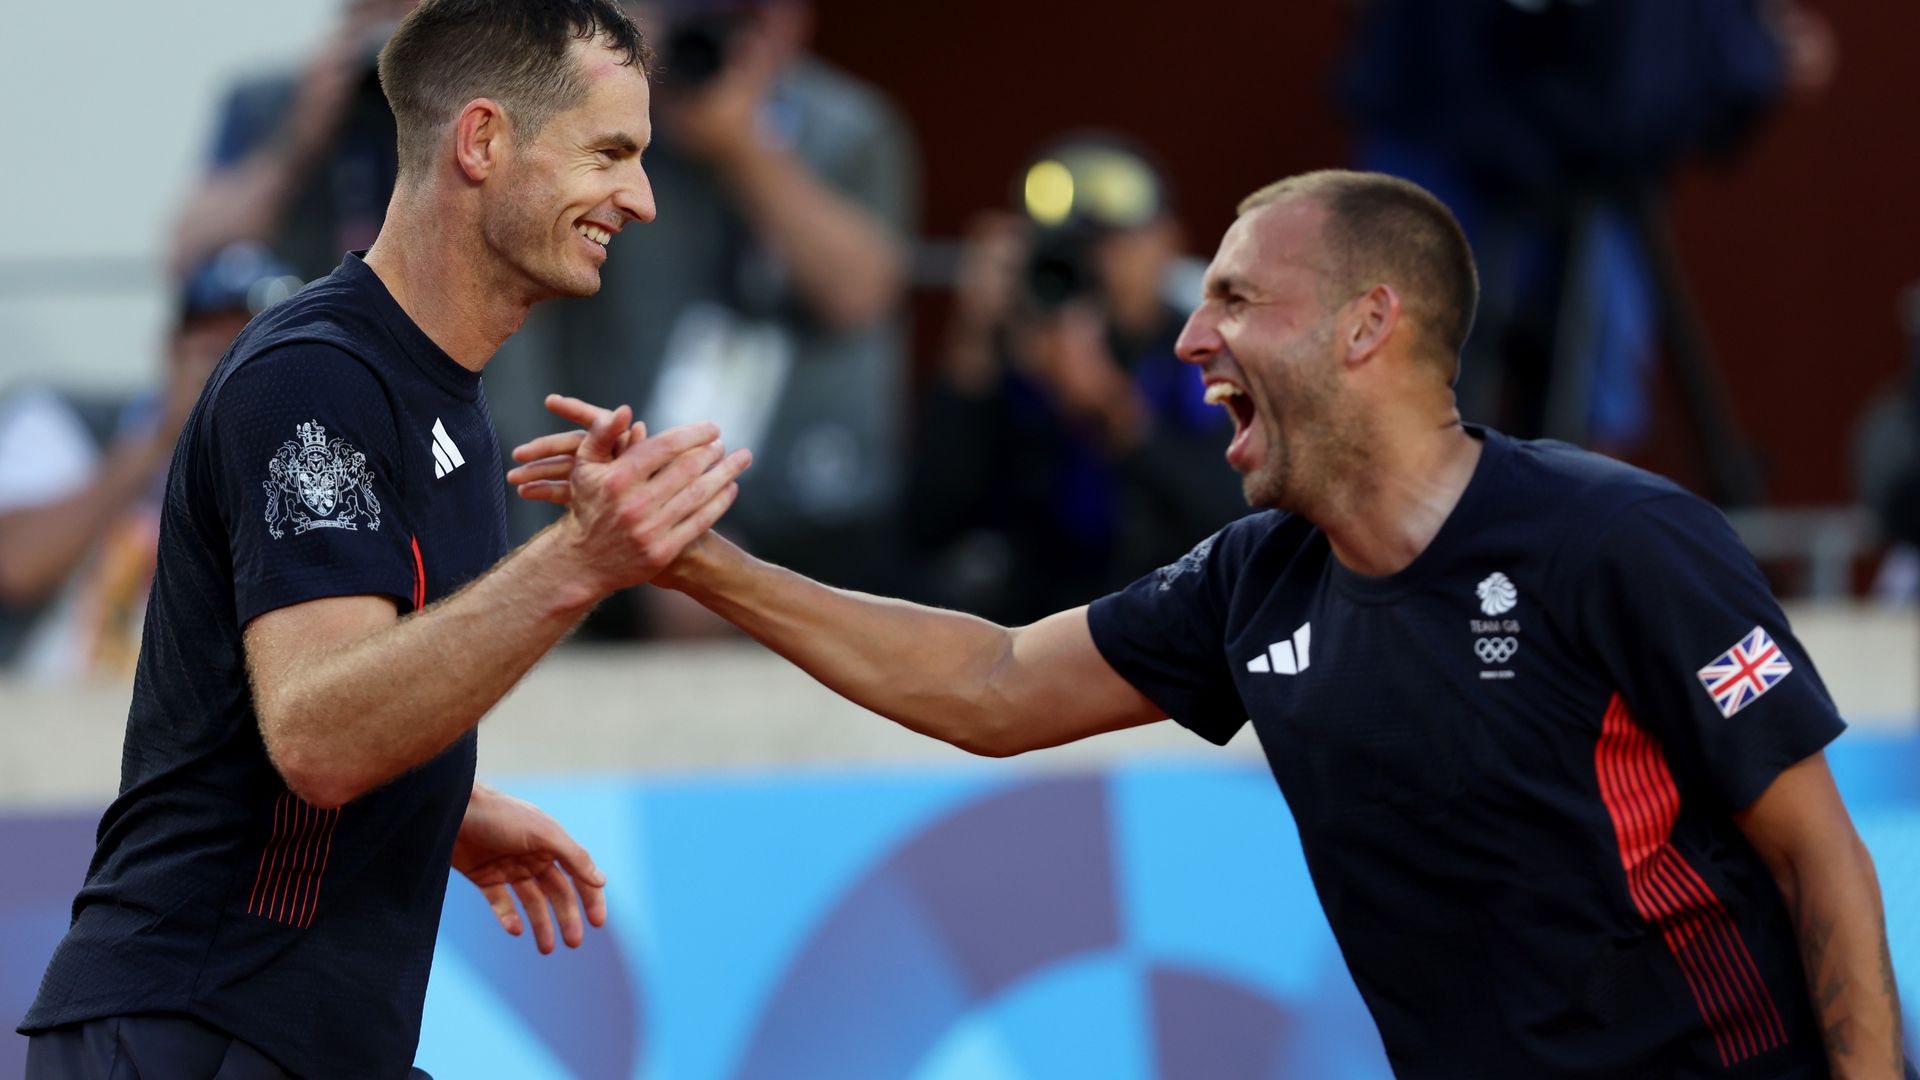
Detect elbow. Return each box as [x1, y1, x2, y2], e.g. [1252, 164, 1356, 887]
[947, 711, 1029, 759]
[261, 717, 363, 810]
[272, 751, 361, 811]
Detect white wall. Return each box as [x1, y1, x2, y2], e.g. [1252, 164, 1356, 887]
[0, 1, 338, 392]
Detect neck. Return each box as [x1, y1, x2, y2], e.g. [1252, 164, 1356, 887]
[1311, 396, 1482, 578]
[362, 184, 535, 371]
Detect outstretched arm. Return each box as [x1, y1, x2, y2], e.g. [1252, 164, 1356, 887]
[1736, 752, 1907, 1079]
[510, 397, 1166, 756]
[660, 533, 1165, 756]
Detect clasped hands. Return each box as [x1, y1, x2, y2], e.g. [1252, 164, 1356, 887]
[518, 394, 751, 596]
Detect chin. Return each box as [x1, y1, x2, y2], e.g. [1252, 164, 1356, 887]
[539, 266, 602, 299]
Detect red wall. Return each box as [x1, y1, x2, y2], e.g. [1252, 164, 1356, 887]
[813, 0, 1920, 506]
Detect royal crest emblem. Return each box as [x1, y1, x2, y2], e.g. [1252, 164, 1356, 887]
[264, 421, 381, 538]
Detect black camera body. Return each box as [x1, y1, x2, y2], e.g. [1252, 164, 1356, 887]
[663, 11, 750, 90]
[1024, 225, 1100, 313]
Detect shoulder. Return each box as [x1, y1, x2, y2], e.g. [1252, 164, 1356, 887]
[1497, 438, 1743, 576]
[1491, 431, 1715, 540]
[214, 269, 396, 399]
[1151, 510, 1315, 590]
[1500, 433, 1689, 508]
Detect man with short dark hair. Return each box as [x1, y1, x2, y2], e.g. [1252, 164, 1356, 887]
[19, 2, 749, 1076]
[516, 169, 1910, 1078]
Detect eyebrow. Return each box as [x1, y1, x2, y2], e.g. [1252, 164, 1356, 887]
[590, 132, 644, 155]
[1204, 273, 1247, 298]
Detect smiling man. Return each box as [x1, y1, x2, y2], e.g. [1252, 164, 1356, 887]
[515, 169, 1908, 1078]
[18, 2, 751, 1077]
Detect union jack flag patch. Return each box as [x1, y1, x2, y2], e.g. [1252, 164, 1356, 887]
[1696, 626, 1793, 719]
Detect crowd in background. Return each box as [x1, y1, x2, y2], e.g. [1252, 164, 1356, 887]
[0, 0, 1910, 675]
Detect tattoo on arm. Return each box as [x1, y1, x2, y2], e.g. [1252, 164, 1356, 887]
[1798, 903, 1907, 1078]
[1803, 909, 1857, 1059]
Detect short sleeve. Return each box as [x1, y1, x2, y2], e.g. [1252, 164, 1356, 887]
[1088, 521, 1253, 745]
[1576, 493, 1844, 810]
[208, 344, 417, 626]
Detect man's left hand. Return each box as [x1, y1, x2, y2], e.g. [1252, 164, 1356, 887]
[453, 782, 608, 954]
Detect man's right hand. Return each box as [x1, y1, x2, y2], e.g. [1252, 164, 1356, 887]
[543, 400, 752, 597]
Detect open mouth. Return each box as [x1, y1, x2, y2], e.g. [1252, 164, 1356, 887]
[1204, 379, 1262, 470]
[574, 222, 613, 254]
[1204, 380, 1256, 435]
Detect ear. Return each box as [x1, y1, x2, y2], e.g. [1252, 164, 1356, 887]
[452, 98, 509, 183]
[1342, 283, 1400, 368]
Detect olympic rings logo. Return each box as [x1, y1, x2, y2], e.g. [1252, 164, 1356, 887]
[1475, 636, 1519, 665]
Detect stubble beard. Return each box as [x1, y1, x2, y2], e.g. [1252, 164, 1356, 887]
[488, 166, 599, 302]
[1241, 344, 1369, 516]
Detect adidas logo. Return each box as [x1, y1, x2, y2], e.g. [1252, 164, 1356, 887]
[1247, 622, 1311, 675]
[429, 418, 465, 479]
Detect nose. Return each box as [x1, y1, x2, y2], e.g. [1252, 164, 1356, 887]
[1175, 300, 1222, 367]
[614, 162, 656, 225]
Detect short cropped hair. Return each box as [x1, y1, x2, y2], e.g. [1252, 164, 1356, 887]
[1239, 171, 1479, 378]
[377, 0, 652, 178]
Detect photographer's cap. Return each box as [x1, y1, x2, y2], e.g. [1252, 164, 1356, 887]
[179, 242, 303, 322]
[1022, 134, 1169, 231]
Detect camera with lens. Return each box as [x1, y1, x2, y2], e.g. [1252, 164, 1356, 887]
[1017, 138, 1168, 313]
[662, 10, 753, 90]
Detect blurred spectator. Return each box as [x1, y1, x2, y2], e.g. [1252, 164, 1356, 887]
[1340, 0, 1832, 478]
[0, 244, 300, 678]
[904, 135, 1245, 625]
[169, 0, 414, 280]
[487, 0, 917, 635]
[1856, 284, 1920, 600]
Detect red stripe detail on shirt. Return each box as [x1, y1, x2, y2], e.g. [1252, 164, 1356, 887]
[1594, 692, 1787, 1066]
[247, 791, 287, 915]
[246, 792, 343, 926]
[411, 534, 426, 610]
[298, 808, 341, 928]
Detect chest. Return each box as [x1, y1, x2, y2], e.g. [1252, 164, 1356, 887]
[1228, 562, 1611, 819]
[389, 400, 507, 605]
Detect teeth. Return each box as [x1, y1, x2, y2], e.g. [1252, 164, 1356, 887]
[1204, 383, 1245, 406]
[575, 224, 611, 245]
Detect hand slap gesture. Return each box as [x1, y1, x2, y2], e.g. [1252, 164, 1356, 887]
[452, 783, 607, 955]
[531, 395, 752, 592]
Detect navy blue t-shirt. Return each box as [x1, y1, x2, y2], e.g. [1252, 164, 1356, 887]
[21, 254, 507, 1078]
[1090, 428, 1845, 1079]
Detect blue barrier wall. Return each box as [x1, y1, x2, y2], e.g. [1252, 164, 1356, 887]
[6, 739, 1919, 1078]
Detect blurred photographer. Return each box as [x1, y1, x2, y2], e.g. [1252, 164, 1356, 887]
[905, 136, 1245, 624]
[169, 0, 414, 280]
[487, 0, 917, 635]
[0, 244, 300, 677]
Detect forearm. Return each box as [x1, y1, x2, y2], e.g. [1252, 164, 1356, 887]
[0, 434, 170, 604]
[667, 535, 1021, 753]
[257, 527, 596, 807]
[1783, 836, 1906, 1078]
[714, 141, 905, 330]
[169, 147, 315, 271]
